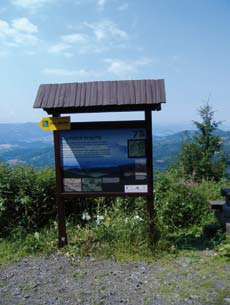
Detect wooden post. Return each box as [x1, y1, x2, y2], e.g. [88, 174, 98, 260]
[53, 127, 67, 247]
[145, 110, 156, 244]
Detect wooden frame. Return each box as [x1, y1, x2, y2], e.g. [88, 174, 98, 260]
[58, 120, 148, 196]
[53, 110, 155, 247]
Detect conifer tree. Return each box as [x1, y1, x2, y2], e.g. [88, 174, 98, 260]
[179, 104, 227, 181]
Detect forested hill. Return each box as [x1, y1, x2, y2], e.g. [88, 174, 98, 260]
[0, 123, 53, 168]
[0, 123, 230, 171]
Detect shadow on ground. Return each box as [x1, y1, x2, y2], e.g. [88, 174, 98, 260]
[171, 226, 224, 251]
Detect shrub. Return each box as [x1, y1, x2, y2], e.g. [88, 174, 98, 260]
[154, 169, 223, 232]
[0, 163, 56, 236]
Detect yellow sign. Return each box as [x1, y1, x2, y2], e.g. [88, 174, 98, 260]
[39, 117, 71, 131]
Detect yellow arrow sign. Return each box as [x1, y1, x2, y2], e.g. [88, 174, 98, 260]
[39, 116, 71, 131]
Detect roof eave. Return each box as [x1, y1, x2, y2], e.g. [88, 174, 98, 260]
[42, 103, 162, 115]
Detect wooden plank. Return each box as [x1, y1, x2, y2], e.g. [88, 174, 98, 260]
[42, 84, 52, 108]
[47, 84, 58, 108]
[63, 83, 71, 107]
[57, 84, 66, 107]
[54, 84, 62, 108]
[159, 79, 166, 103]
[145, 109, 155, 244]
[117, 81, 122, 105]
[146, 80, 153, 104]
[34, 85, 45, 108]
[103, 80, 111, 105]
[53, 124, 67, 248]
[97, 81, 103, 106]
[85, 82, 91, 107]
[209, 200, 225, 210]
[44, 104, 159, 115]
[140, 80, 146, 104]
[90, 81, 97, 106]
[221, 188, 230, 197]
[33, 79, 166, 112]
[134, 80, 141, 103]
[226, 223, 230, 236]
[69, 83, 78, 107]
[123, 81, 130, 105]
[80, 83, 86, 107]
[129, 80, 136, 104]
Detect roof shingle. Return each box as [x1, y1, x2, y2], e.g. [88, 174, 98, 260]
[33, 79, 166, 114]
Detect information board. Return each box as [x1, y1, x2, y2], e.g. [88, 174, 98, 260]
[59, 125, 148, 194]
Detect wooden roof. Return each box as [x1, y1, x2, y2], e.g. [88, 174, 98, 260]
[33, 79, 166, 114]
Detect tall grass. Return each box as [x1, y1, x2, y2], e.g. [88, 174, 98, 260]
[0, 164, 229, 264]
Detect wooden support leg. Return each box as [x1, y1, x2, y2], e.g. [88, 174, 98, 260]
[57, 195, 67, 248]
[146, 195, 156, 244]
[145, 109, 156, 244]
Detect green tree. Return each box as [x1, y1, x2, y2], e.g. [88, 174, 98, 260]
[178, 104, 227, 181]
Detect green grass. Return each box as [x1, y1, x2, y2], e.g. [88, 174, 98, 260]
[147, 253, 230, 304]
[0, 227, 57, 266]
[0, 221, 229, 267]
[0, 224, 229, 305]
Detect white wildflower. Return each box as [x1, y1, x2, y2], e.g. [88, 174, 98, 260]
[133, 215, 143, 221]
[96, 215, 104, 225]
[82, 211, 91, 221]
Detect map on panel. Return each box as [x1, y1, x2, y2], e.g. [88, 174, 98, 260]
[60, 127, 148, 193]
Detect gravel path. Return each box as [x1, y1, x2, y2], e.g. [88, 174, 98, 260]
[0, 251, 230, 305]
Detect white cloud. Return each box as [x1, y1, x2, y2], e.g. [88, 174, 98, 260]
[61, 33, 88, 43]
[85, 20, 127, 41]
[106, 59, 136, 75]
[0, 20, 10, 35]
[105, 57, 152, 76]
[12, 17, 38, 33]
[48, 33, 89, 56]
[48, 44, 71, 56]
[43, 68, 101, 79]
[12, 0, 51, 9]
[48, 43, 71, 54]
[135, 58, 153, 66]
[48, 20, 128, 56]
[70, 0, 107, 9]
[0, 17, 38, 48]
[43, 68, 88, 77]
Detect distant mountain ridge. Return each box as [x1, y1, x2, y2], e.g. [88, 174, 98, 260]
[0, 123, 230, 171]
[0, 123, 52, 143]
[0, 123, 53, 167]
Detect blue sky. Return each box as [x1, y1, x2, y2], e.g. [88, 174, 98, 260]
[0, 0, 230, 127]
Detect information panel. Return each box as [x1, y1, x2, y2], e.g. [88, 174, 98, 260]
[60, 126, 148, 193]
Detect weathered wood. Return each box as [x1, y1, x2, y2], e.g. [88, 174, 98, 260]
[53, 121, 67, 248]
[145, 110, 155, 243]
[209, 200, 225, 210]
[33, 79, 166, 112]
[226, 223, 230, 235]
[221, 188, 230, 197]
